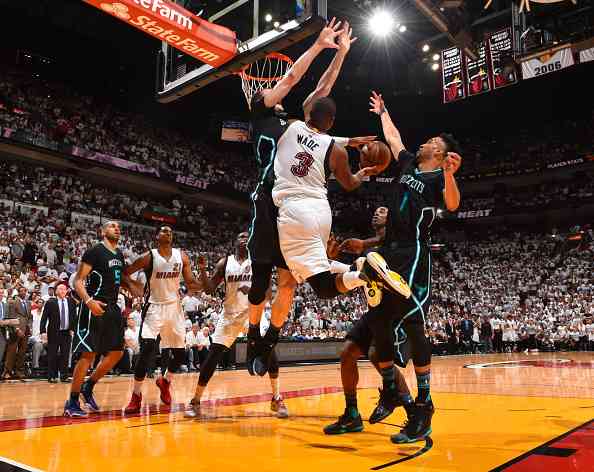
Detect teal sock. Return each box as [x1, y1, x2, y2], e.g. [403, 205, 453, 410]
[344, 392, 358, 415]
[416, 372, 431, 403]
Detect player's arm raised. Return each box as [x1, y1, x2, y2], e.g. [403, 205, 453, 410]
[262, 18, 344, 109]
[443, 152, 462, 211]
[330, 143, 375, 191]
[74, 262, 105, 316]
[303, 21, 355, 121]
[181, 251, 202, 293]
[369, 91, 405, 159]
[197, 256, 226, 295]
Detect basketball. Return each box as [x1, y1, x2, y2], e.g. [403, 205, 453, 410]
[359, 141, 392, 174]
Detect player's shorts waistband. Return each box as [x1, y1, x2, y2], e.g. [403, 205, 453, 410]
[147, 299, 180, 306]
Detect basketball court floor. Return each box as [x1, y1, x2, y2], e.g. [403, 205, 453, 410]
[0, 352, 592, 471]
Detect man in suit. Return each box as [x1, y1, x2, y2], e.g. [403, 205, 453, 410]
[40, 284, 77, 383]
[0, 288, 13, 372]
[4, 287, 32, 380]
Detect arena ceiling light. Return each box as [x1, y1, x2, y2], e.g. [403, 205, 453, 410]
[264, 13, 272, 22]
[432, 53, 440, 61]
[431, 62, 440, 71]
[422, 44, 430, 52]
[369, 10, 396, 37]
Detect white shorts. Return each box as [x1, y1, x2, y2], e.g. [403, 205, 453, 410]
[277, 197, 331, 283]
[141, 301, 186, 349]
[211, 309, 249, 348]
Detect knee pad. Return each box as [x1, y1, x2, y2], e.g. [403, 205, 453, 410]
[268, 349, 279, 376]
[248, 263, 273, 305]
[167, 348, 186, 374]
[307, 271, 341, 299]
[134, 338, 158, 381]
[405, 322, 432, 367]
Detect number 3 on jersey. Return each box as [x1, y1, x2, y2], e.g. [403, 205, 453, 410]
[291, 152, 314, 177]
[114, 268, 121, 286]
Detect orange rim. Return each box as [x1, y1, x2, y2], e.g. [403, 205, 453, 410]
[237, 52, 293, 82]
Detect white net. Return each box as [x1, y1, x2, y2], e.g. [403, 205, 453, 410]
[238, 53, 294, 108]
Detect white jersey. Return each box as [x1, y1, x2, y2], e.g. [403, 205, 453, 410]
[148, 248, 182, 304]
[224, 255, 252, 314]
[272, 120, 335, 205]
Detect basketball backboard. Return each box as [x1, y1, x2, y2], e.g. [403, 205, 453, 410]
[156, 0, 327, 103]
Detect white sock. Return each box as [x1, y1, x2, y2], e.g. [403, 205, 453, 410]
[133, 379, 143, 395]
[330, 260, 351, 274]
[342, 271, 366, 290]
[270, 376, 280, 400]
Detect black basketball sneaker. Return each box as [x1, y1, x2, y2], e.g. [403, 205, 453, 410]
[323, 408, 364, 435]
[368, 387, 403, 424]
[391, 400, 434, 443]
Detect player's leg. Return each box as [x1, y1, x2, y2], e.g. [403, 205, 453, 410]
[267, 349, 289, 418]
[323, 315, 374, 435]
[253, 268, 296, 376]
[81, 305, 125, 412]
[125, 303, 161, 413]
[155, 302, 188, 407]
[65, 304, 95, 417]
[246, 262, 274, 375]
[186, 311, 243, 418]
[369, 344, 414, 411]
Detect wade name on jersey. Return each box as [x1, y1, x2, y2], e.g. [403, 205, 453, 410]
[297, 133, 320, 152]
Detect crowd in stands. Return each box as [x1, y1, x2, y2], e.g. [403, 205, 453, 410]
[0, 157, 592, 379]
[1, 66, 592, 200]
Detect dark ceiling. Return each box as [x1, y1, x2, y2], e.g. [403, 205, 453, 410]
[0, 0, 592, 143]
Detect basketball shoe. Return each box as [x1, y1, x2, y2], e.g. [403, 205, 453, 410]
[323, 407, 364, 435]
[271, 396, 289, 418]
[354, 256, 382, 307]
[364, 252, 412, 299]
[391, 400, 434, 444]
[368, 387, 404, 424]
[156, 377, 171, 406]
[63, 398, 88, 418]
[184, 398, 201, 419]
[124, 392, 142, 414]
[80, 381, 100, 412]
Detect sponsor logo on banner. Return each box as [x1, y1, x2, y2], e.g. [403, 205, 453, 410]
[546, 157, 584, 169]
[441, 47, 466, 103]
[521, 45, 575, 79]
[579, 46, 594, 64]
[83, 0, 237, 67]
[488, 27, 518, 89]
[457, 209, 493, 219]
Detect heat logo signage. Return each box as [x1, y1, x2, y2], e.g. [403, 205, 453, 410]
[85, 0, 237, 67]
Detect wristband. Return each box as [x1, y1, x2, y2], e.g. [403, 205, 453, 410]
[333, 136, 349, 146]
[84, 297, 93, 306]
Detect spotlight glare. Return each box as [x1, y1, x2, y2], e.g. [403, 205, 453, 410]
[432, 53, 440, 61]
[273, 21, 280, 28]
[431, 63, 440, 71]
[422, 44, 430, 52]
[369, 10, 396, 37]
[399, 24, 407, 33]
[264, 13, 272, 22]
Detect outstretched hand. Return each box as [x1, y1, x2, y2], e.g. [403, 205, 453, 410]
[327, 233, 341, 259]
[315, 17, 344, 50]
[369, 90, 386, 116]
[337, 21, 357, 53]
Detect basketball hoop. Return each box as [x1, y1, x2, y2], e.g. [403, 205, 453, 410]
[237, 52, 294, 108]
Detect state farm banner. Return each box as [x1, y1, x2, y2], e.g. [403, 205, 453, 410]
[83, 0, 237, 67]
[465, 41, 491, 97]
[488, 28, 518, 89]
[442, 47, 465, 103]
[579, 46, 594, 64]
[521, 45, 575, 80]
